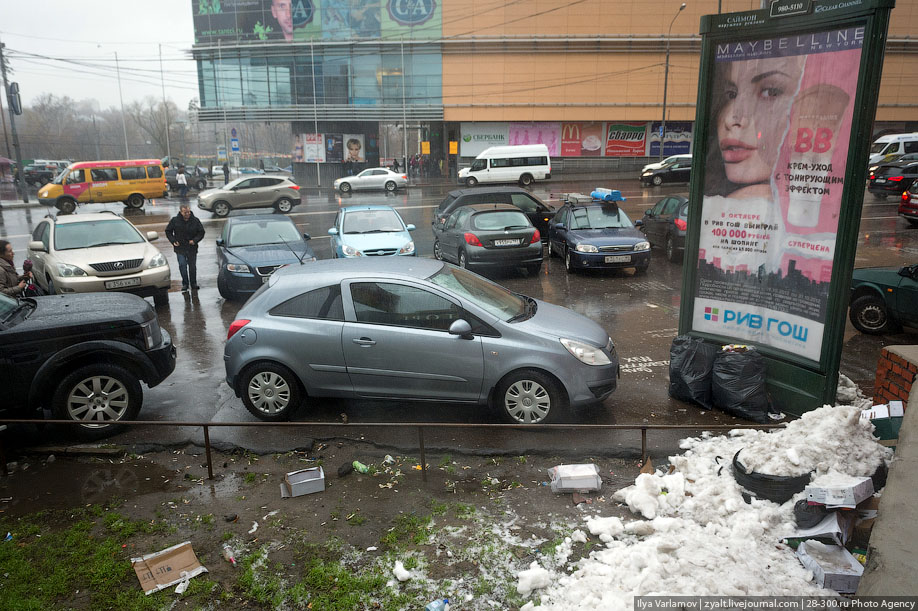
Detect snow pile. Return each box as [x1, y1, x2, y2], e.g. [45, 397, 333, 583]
[517, 561, 552, 596]
[517, 404, 891, 608]
[836, 374, 872, 410]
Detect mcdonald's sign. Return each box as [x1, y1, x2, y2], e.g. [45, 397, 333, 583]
[560, 122, 604, 157]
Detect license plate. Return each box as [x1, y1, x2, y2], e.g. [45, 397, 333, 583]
[875, 179, 887, 183]
[494, 239, 518, 246]
[605, 255, 631, 263]
[104, 277, 141, 289]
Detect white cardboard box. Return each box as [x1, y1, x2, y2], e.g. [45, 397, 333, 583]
[548, 464, 601, 493]
[280, 467, 325, 498]
[796, 541, 863, 593]
[888, 400, 904, 418]
[806, 475, 874, 509]
[788, 511, 855, 546]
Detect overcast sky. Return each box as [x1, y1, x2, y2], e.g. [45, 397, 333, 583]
[1, 0, 198, 111]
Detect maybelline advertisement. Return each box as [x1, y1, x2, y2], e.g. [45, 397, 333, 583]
[692, 26, 864, 362]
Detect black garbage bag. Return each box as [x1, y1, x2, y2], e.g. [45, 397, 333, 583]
[712, 348, 772, 422]
[668, 335, 716, 409]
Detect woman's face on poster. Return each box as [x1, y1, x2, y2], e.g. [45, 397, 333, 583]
[716, 56, 805, 188]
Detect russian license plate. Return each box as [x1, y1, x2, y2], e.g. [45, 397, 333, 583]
[605, 255, 631, 263]
[104, 277, 141, 290]
[875, 178, 887, 183]
[494, 239, 518, 246]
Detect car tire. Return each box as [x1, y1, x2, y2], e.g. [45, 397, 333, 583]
[125, 193, 145, 209]
[458, 250, 469, 269]
[196, 179, 207, 190]
[212, 201, 231, 217]
[153, 289, 169, 307]
[652, 175, 663, 186]
[850, 294, 897, 335]
[52, 363, 143, 441]
[493, 369, 564, 424]
[339, 182, 352, 193]
[665, 234, 681, 262]
[217, 274, 235, 301]
[548, 240, 556, 258]
[433, 239, 442, 261]
[385, 181, 397, 192]
[564, 247, 574, 273]
[45, 275, 56, 295]
[57, 198, 77, 214]
[239, 362, 302, 421]
[274, 197, 294, 213]
[519, 174, 533, 187]
[465, 177, 478, 187]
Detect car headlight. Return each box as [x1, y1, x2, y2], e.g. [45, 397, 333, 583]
[140, 319, 161, 350]
[56, 262, 87, 277]
[575, 244, 598, 253]
[634, 241, 650, 251]
[342, 244, 363, 257]
[147, 253, 167, 268]
[560, 338, 611, 366]
[226, 263, 250, 273]
[642, 172, 653, 177]
[399, 241, 415, 255]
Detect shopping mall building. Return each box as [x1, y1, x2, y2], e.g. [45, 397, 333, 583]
[191, 0, 918, 184]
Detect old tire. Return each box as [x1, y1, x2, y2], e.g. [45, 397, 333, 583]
[465, 176, 478, 187]
[732, 449, 812, 504]
[652, 175, 663, 186]
[153, 289, 169, 307]
[212, 201, 231, 217]
[57, 198, 77, 214]
[850, 294, 896, 334]
[52, 363, 143, 441]
[385, 180, 397, 192]
[493, 369, 564, 424]
[240, 362, 302, 421]
[275, 197, 294, 213]
[125, 193, 145, 209]
[338, 182, 352, 193]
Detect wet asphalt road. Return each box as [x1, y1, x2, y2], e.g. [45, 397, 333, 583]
[1, 178, 916, 458]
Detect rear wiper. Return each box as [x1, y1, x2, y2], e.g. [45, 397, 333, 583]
[503, 225, 529, 230]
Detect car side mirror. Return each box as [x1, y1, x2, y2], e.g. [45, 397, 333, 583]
[645, 208, 653, 216]
[215, 239, 224, 247]
[302, 233, 312, 241]
[899, 265, 915, 278]
[406, 224, 416, 232]
[28, 240, 47, 253]
[328, 228, 339, 236]
[146, 231, 159, 241]
[633, 219, 643, 227]
[554, 223, 565, 230]
[448, 319, 474, 339]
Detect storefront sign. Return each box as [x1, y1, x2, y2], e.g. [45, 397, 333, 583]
[648, 122, 693, 157]
[604, 123, 647, 156]
[459, 122, 508, 157]
[508, 123, 560, 156]
[560, 122, 604, 157]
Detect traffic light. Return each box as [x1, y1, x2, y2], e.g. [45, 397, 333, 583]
[8, 82, 21, 115]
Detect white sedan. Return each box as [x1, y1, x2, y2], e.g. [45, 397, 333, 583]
[334, 168, 408, 193]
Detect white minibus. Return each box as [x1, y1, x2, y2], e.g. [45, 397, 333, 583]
[868, 133, 918, 165]
[458, 144, 551, 187]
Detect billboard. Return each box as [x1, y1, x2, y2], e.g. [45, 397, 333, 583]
[604, 123, 647, 156]
[459, 123, 509, 157]
[560, 122, 604, 157]
[508, 123, 560, 156]
[648, 121, 693, 157]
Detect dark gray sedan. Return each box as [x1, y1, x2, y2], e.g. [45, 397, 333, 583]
[224, 258, 619, 424]
[432, 203, 543, 275]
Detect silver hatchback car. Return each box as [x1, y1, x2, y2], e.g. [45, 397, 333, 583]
[224, 258, 619, 424]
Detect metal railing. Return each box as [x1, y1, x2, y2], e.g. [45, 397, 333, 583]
[0, 419, 784, 481]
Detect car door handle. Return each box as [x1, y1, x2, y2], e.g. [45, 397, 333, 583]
[352, 337, 376, 346]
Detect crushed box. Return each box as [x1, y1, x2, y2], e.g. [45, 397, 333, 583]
[280, 467, 325, 498]
[806, 474, 874, 509]
[131, 541, 207, 595]
[548, 464, 601, 493]
[787, 511, 855, 546]
[796, 541, 863, 593]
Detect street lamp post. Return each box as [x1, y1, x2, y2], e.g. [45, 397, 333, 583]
[660, 3, 686, 161]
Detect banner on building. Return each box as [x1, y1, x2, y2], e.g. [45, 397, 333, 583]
[508, 123, 560, 156]
[604, 123, 647, 156]
[560, 122, 604, 157]
[648, 122, 693, 157]
[325, 134, 344, 162]
[303, 134, 325, 162]
[459, 123, 509, 157]
[343, 134, 365, 163]
[691, 26, 864, 362]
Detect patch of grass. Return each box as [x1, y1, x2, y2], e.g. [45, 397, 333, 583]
[103, 511, 161, 538]
[454, 503, 477, 519]
[540, 536, 565, 557]
[243, 472, 257, 484]
[347, 515, 366, 526]
[429, 500, 448, 516]
[222, 531, 233, 542]
[438, 455, 452, 468]
[380, 512, 433, 547]
[516, 455, 528, 464]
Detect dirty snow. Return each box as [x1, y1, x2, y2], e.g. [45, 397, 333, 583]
[516, 404, 892, 609]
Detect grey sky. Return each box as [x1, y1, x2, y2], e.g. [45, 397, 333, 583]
[1, 0, 198, 110]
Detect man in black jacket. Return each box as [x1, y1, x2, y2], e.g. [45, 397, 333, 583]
[165, 204, 206, 292]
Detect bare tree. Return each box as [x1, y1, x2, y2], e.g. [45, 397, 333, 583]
[125, 96, 180, 157]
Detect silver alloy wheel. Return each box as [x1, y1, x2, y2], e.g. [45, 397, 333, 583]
[65, 375, 131, 428]
[385, 181, 396, 192]
[247, 371, 292, 415]
[459, 250, 468, 268]
[433, 239, 442, 260]
[213, 201, 230, 217]
[504, 379, 551, 424]
[339, 182, 351, 193]
[652, 175, 663, 186]
[276, 197, 293, 213]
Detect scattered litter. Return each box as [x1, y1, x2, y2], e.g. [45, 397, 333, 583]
[425, 598, 450, 611]
[392, 560, 411, 581]
[806, 472, 874, 509]
[280, 467, 325, 498]
[786, 511, 854, 546]
[571, 492, 592, 506]
[352, 461, 369, 474]
[3, 532, 11, 542]
[366, 546, 378, 552]
[338, 462, 354, 477]
[223, 514, 238, 523]
[262, 510, 279, 520]
[796, 541, 863, 593]
[131, 542, 207, 595]
[383, 455, 395, 464]
[639, 457, 654, 474]
[548, 464, 601, 493]
[248, 522, 258, 534]
[222, 544, 237, 567]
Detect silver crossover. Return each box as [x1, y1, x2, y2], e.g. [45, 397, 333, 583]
[224, 258, 619, 424]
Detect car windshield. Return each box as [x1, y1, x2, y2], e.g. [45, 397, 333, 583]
[54, 219, 144, 250]
[472, 210, 529, 231]
[428, 265, 527, 321]
[228, 220, 301, 247]
[343, 210, 403, 234]
[51, 169, 72, 184]
[470, 159, 486, 171]
[569, 206, 633, 230]
[0, 293, 20, 320]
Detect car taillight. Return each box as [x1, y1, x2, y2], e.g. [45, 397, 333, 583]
[869, 173, 875, 179]
[227, 319, 250, 340]
[464, 233, 483, 246]
[401, 174, 408, 180]
[529, 229, 540, 244]
[289, 184, 301, 190]
[674, 218, 688, 231]
[904, 191, 911, 204]
[888, 175, 904, 182]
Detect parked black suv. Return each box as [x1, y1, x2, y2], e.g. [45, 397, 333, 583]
[165, 168, 209, 192]
[0, 292, 176, 439]
[435, 187, 556, 238]
[22, 163, 61, 186]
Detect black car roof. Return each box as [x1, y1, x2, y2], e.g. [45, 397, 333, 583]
[446, 186, 532, 198]
[465, 203, 521, 212]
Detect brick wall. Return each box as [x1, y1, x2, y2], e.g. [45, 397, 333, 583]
[874, 348, 917, 406]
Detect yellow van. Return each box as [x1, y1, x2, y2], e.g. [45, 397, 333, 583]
[37, 159, 168, 214]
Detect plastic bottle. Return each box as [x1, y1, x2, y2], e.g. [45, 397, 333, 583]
[425, 598, 449, 611]
[222, 543, 237, 567]
[352, 460, 369, 474]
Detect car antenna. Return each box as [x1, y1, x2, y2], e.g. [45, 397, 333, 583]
[279, 234, 307, 265]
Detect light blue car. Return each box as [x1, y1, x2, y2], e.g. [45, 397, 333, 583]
[328, 205, 416, 258]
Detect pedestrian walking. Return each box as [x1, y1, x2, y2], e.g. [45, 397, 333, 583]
[222, 162, 230, 184]
[392, 158, 400, 172]
[0, 240, 30, 297]
[165, 204, 205, 292]
[176, 166, 189, 200]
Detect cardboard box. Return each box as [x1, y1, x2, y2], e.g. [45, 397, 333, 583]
[796, 541, 863, 593]
[806, 475, 874, 509]
[548, 464, 601, 493]
[787, 511, 855, 546]
[131, 541, 207, 595]
[871, 417, 903, 445]
[888, 400, 904, 418]
[280, 467, 325, 498]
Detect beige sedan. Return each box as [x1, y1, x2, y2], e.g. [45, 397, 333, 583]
[197, 176, 303, 217]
